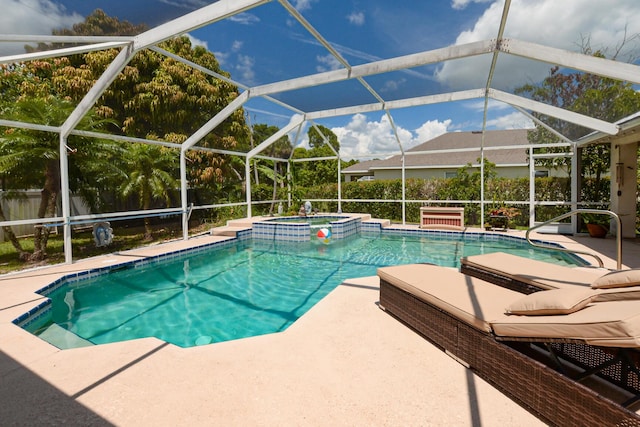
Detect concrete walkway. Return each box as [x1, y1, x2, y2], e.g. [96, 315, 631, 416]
[0, 229, 638, 426]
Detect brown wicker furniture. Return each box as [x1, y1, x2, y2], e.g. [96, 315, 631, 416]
[460, 252, 609, 294]
[378, 264, 640, 427]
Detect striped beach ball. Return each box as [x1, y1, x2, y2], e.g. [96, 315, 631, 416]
[316, 227, 332, 244]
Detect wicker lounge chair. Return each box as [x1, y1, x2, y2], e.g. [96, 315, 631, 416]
[377, 263, 640, 426]
[460, 252, 610, 294]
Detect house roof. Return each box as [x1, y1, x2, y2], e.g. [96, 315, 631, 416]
[343, 129, 531, 174]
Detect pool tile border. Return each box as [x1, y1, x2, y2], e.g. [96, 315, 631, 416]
[255, 215, 360, 242]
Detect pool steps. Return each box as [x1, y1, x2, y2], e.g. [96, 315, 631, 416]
[210, 225, 249, 237]
[39, 323, 93, 349]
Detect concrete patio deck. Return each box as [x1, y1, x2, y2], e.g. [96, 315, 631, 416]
[1, 227, 638, 426]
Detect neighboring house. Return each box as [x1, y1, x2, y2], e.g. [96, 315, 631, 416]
[342, 129, 559, 181]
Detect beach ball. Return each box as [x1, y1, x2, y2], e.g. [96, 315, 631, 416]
[316, 227, 332, 244]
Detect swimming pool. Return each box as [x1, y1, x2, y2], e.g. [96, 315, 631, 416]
[21, 230, 583, 349]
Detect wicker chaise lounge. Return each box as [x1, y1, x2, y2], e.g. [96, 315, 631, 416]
[377, 263, 640, 427]
[460, 252, 610, 293]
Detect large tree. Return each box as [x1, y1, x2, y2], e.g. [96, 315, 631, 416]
[515, 42, 640, 201]
[0, 9, 251, 258]
[16, 9, 249, 194]
[308, 124, 340, 151]
[292, 126, 355, 187]
[37, 11, 250, 189]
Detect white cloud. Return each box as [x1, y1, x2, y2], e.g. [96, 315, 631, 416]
[236, 54, 256, 84]
[186, 34, 208, 50]
[232, 40, 243, 52]
[292, 0, 317, 12]
[213, 51, 229, 66]
[347, 11, 365, 26]
[451, 0, 493, 10]
[316, 54, 343, 72]
[157, 0, 207, 9]
[465, 98, 514, 112]
[228, 12, 260, 25]
[0, 0, 83, 55]
[380, 78, 407, 93]
[486, 111, 534, 129]
[414, 119, 452, 142]
[436, 0, 640, 90]
[331, 114, 451, 160]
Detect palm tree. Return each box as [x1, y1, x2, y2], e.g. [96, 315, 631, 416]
[118, 143, 179, 240]
[0, 97, 117, 260]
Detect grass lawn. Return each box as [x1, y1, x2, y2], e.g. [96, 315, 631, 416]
[0, 221, 211, 275]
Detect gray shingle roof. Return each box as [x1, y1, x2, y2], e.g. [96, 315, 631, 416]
[343, 129, 530, 173]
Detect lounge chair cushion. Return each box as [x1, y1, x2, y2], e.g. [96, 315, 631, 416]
[591, 269, 640, 289]
[378, 264, 522, 333]
[492, 300, 640, 347]
[593, 286, 640, 302]
[505, 288, 596, 315]
[461, 252, 607, 290]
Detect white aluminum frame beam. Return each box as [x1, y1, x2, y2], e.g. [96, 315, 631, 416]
[182, 90, 250, 151]
[0, 41, 129, 65]
[134, 0, 271, 51]
[278, 0, 349, 69]
[246, 115, 305, 217]
[306, 89, 486, 120]
[489, 89, 619, 135]
[58, 45, 135, 263]
[1, 35, 132, 43]
[512, 106, 573, 143]
[291, 156, 338, 163]
[247, 115, 304, 159]
[60, 45, 135, 137]
[501, 38, 640, 85]
[308, 120, 342, 212]
[180, 90, 250, 237]
[151, 46, 306, 117]
[250, 40, 495, 98]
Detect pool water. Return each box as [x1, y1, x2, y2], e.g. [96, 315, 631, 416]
[27, 232, 582, 349]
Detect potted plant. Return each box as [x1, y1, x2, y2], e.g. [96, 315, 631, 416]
[488, 206, 520, 230]
[582, 213, 609, 238]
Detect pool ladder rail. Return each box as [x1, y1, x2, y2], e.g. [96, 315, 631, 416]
[525, 209, 622, 270]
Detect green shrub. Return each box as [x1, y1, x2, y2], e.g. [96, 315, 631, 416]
[293, 176, 612, 227]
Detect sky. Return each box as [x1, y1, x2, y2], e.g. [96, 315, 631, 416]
[1, 0, 640, 160]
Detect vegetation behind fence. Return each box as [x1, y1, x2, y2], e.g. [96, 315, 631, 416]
[296, 176, 613, 227]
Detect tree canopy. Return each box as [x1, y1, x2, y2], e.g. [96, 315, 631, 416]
[0, 9, 251, 259]
[308, 124, 340, 151]
[515, 47, 640, 184]
[291, 126, 355, 187]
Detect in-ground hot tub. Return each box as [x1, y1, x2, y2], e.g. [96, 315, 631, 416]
[252, 215, 361, 242]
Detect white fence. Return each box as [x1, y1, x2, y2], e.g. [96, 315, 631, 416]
[0, 191, 90, 241]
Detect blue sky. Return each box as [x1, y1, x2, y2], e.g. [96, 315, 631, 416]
[1, 0, 640, 159]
